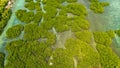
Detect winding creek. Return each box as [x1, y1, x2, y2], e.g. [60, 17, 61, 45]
[0, 0, 26, 65]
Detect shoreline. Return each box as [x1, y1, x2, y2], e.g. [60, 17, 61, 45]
[5, 0, 14, 9]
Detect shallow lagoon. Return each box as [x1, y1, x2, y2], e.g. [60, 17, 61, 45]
[78, 0, 120, 55]
[87, 0, 120, 55]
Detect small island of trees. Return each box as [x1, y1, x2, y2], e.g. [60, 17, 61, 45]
[89, 0, 109, 13]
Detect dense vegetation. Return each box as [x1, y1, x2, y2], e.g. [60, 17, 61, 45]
[93, 31, 112, 46]
[6, 24, 24, 39]
[93, 30, 120, 68]
[0, 52, 5, 68]
[0, 0, 12, 35]
[5, 40, 53, 68]
[64, 38, 100, 68]
[96, 44, 120, 68]
[115, 30, 120, 37]
[1, 0, 119, 68]
[89, 0, 109, 13]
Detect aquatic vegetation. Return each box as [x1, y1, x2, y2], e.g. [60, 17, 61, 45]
[93, 30, 120, 67]
[52, 48, 74, 68]
[0, 0, 8, 14]
[5, 40, 53, 68]
[65, 38, 100, 68]
[66, 3, 87, 16]
[25, 0, 32, 2]
[5, 0, 100, 67]
[0, 0, 12, 35]
[96, 44, 120, 68]
[89, 0, 109, 13]
[106, 30, 115, 38]
[35, 2, 42, 11]
[0, 0, 119, 68]
[16, 10, 34, 23]
[23, 23, 41, 41]
[67, 0, 77, 3]
[24, 1, 35, 10]
[93, 31, 112, 46]
[33, 11, 43, 24]
[75, 30, 92, 43]
[0, 52, 5, 68]
[115, 30, 120, 37]
[6, 24, 24, 39]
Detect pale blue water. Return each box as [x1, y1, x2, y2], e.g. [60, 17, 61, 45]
[99, 0, 120, 55]
[0, 0, 26, 65]
[99, 0, 120, 30]
[0, 0, 25, 52]
[78, 0, 120, 55]
[0, 0, 47, 53]
[86, 0, 120, 55]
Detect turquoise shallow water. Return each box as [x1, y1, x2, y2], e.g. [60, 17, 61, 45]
[87, 0, 120, 55]
[100, 0, 120, 30]
[0, 0, 26, 64]
[101, 0, 120, 55]
[0, 0, 25, 52]
[0, 0, 45, 53]
[78, 0, 120, 55]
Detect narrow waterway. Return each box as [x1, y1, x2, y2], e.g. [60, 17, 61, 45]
[0, 0, 26, 65]
[0, 0, 46, 52]
[0, 0, 47, 54]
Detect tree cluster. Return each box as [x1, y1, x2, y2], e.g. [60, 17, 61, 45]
[6, 24, 24, 39]
[16, 10, 43, 24]
[24, 23, 56, 45]
[75, 30, 92, 43]
[25, 1, 42, 11]
[66, 3, 87, 16]
[89, 0, 109, 13]
[64, 38, 100, 68]
[0, 0, 12, 35]
[93, 30, 120, 67]
[5, 40, 53, 68]
[115, 30, 120, 37]
[0, 52, 5, 68]
[16, 10, 34, 23]
[96, 44, 120, 68]
[93, 31, 112, 46]
[106, 30, 115, 38]
[5, 0, 120, 68]
[67, 0, 77, 3]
